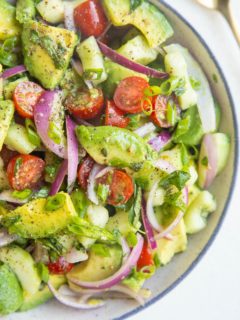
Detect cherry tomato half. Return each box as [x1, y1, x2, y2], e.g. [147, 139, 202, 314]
[13, 81, 44, 119]
[64, 88, 104, 120]
[114, 77, 150, 114]
[97, 170, 134, 206]
[150, 95, 172, 128]
[137, 241, 154, 270]
[74, 0, 108, 38]
[48, 257, 73, 274]
[105, 100, 130, 128]
[77, 156, 95, 190]
[7, 154, 45, 191]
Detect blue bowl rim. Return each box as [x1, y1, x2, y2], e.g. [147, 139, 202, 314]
[116, 1, 239, 319]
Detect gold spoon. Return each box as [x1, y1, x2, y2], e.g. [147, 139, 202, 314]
[197, 0, 240, 45]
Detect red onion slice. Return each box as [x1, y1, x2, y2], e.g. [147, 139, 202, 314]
[66, 117, 78, 193]
[73, 116, 93, 127]
[2, 65, 26, 79]
[154, 210, 184, 240]
[49, 159, 68, 196]
[0, 190, 28, 204]
[134, 123, 156, 137]
[67, 234, 144, 289]
[48, 282, 105, 309]
[87, 163, 104, 205]
[95, 166, 113, 179]
[34, 90, 67, 158]
[146, 181, 163, 232]
[65, 248, 88, 264]
[148, 131, 171, 152]
[97, 40, 169, 79]
[0, 229, 18, 247]
[141, 199, 157, 250]
[120, 237, 130, 263]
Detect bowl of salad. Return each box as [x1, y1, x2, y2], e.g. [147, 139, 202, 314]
[0, 0, 237, 319]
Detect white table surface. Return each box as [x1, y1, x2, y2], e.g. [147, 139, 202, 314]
[131, 1, 240, 319]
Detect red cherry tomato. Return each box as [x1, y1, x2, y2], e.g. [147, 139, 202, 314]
[48, 257, 73, 274]
[64, 88, 104, 120]
[150, 95, 172, 128]
[105, 100, 130, 128]
[74, 0, 108, 38]
[97, 170, 134, 206]
[137, 241, 154, 270]
[77, 156, 95, 190]
[13, 81, 44, 119]
[7, 154, 45, 191]
[114, 77, 150, 114]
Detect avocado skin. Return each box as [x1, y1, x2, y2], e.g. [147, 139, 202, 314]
[0, 263, 23, 315]
[75, 125, 155, 169]
[174, 105, 204, 146]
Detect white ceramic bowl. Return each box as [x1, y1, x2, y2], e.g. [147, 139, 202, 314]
[4, 1, 238, 319]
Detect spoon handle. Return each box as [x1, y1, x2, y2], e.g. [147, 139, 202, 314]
[219, 1, 240, 45]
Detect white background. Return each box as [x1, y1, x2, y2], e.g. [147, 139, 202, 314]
[131, 0, 240, 319]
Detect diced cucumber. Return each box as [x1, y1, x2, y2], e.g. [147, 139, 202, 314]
[77, 36, 107, 85]
[144, 187, 165, 207]
[159, 144, 183, 170]
[0, 100, 14, 151]
[198, 133, 230, 188]
[117, 35, 158, 65]
[186, 161, 198, 187]
[130, 2, 173, 48]
[36, 0, 64, 24]
[102, 0, 130, 26]
[3, 76, 28, 100]
[4, 122, 36, 154]
[184, 190, 216, 234]
[106, 210, 135, 236]
[78, 205, 109, 248]
[165, 44, 217, 133]
[164, 51, 197, 110]
[187, 184, 201, 206]
[0, 245, 41, 295]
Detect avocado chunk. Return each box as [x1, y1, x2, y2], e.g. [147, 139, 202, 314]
[155, 219, 187, 265]
[106, 210, 135, 236]
[19, 275, 66, 312]
[67, 244, 122, 282]
[75, 125, 155, 169]
[102, 0, 130, 26]
[22, 21, 78, 89]
[0, 263, 23, 315]
[174, 105, 204, 146]
[2, 192, 77, 238]
[0, 245, 41, 295]
[16, 0, 36, 24]
[0, 100, 14, 151]
[103, 59, 148, 97]
[0, 0, 21, 41]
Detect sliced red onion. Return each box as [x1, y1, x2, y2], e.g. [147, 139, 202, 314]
[141, 199, 157, 250]
[48, 282, 105, 309]
[146, 181, 163, 232]
[0, 190, 28, 204]
[2, 65, 26, 79]
[34, 90, 67, 158]
[0, 229, 18, 247]
[120, 237, 130, 263]
[87, 163, 104, 205]
[65, 248, 88, 264]
[97, 41, 169, 79]
[153, 159, 176, 174]
[134, 123, 156, 137]
[95, 166, 113, 179]
[64, 3, 76, 32]
[154, 210, 184, 240]
[49, 159, 68, 196]
[67, 234, 144, 289]
[198, 134, 218, 188]
[182, 187, 188, 206]
[97, 23, 112, 41]
[66, 116, 78, 193]
[148, 131, 171, 152]
[73, 116, 93, 127]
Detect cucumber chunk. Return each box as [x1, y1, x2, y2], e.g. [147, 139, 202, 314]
[0, 100, 14, 151]
[36, 0, 64, 24]
[0, 245, 41, 295]
[184, 190, 216, 234]
[4, 122, 36, 154]
[77, 36, 107, 85]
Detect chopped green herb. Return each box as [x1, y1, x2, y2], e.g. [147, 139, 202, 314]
[173, 116, 190, 140]
[0, 36, 21, 67]
[130, 0, 143, 11]
[25, 119, 41, 147]
[159, 171, 190, 191]
[36, 262, 49, 283]
[70, 189, 89, 218]
[201, 156, 208, 166]
[44, 194, 65, 211]
[126, 232, 137, 247]
[96, 183, 109, 203]
[14, 157, 23, 176]
[153, 254, 161, 268]
[12, 189, 32, 200]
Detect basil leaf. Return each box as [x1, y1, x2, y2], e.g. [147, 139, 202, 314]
[159, 170, 190, 191]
